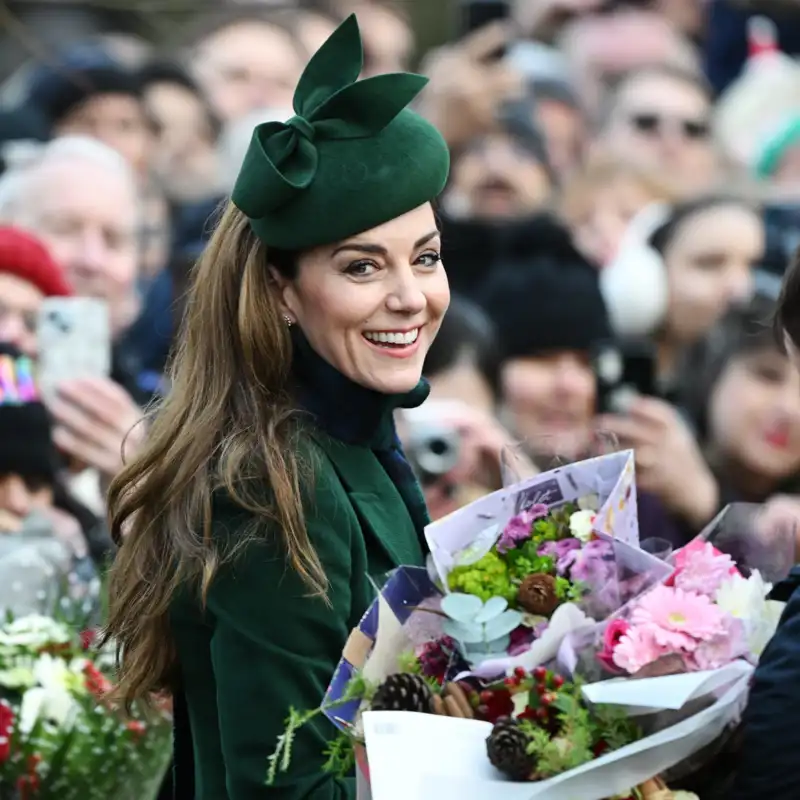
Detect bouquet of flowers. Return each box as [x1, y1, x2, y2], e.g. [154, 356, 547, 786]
[425, 451, 672, 678]
[597, 540, 785, 677]
[268, 566, 715, 799]
[0, 613, 171, 800]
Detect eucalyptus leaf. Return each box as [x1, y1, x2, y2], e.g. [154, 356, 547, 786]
[441, 593, 483, 623]
[482, 610, 523, 641]
[474, 596, 508, 623]
[455, 625, 487, 645]
[442, 619, 484, 644]
[484, 634, 511, 653]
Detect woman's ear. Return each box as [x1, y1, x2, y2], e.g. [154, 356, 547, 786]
[267, 266, 299, 324]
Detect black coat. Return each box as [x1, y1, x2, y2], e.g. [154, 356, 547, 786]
[730, 566, 800, 798]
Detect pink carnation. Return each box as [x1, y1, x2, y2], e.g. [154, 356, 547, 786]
[688, 615, 749, 671]
[597, 618, 630, 673]
[631, 585, 728, 648]
[497, 504, 548, 553]
[672, 542, 738, 598]
[612, 624, 672, 674]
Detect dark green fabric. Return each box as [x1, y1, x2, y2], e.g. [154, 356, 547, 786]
[230, 14, 450, 250]
[170, 348, 430, 797]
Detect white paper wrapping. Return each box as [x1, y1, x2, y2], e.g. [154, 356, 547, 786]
[363, 665, 751, 800]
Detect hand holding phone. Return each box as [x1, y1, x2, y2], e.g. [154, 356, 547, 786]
[37, 298, 111, 406]
[592, 340, 658, 415]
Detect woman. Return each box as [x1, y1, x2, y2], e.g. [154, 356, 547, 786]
[602, 291, 800, 553]
[103, 16, 450, 800]
[602, 195, 764, 394]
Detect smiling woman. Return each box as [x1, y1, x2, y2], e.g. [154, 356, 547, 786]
[103, 14, 450, 800]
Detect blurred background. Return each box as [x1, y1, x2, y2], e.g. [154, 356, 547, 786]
[3, 0, 800, 615]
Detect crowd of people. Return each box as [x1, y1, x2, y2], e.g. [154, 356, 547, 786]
[2, 0, 800, 797]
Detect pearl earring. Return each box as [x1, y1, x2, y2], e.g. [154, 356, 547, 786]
[283, 315, 294, 327]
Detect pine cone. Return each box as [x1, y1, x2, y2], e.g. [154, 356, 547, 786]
[371, 673, 434, 713]
[486, 717, 535, 781]
[518, 573, 559, 616]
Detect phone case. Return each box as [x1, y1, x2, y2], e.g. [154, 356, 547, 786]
[37, 298, 112, 404]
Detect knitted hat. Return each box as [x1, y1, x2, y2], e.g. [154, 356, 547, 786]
[0, 344, 59, 483]
[480, 232, 612, 358]
[231, 14, 450, 250]
[0, 227, 72, 297]
[27, 63, 143, 128]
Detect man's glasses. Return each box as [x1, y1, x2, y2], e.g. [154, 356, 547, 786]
[628, 112, 711, 141]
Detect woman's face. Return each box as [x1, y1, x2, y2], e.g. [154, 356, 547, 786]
[281, 204, 450, 394]
[501, 351, 596, 452]
[664, 205, 763, 344]
[709, 347, 800, 485]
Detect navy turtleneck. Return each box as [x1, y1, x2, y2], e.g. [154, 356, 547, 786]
[289, 327, 431, 537]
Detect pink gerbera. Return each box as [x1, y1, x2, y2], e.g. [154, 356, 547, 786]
[612, 624, 672, 674]
[631, 585, 727, 648]
[672, 542, 738, 598]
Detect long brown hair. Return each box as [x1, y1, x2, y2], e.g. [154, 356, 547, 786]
[104, 203, 327, 711]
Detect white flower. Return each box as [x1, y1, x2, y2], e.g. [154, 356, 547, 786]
[569, 509, 596, 542]
[18, 653, 85, 733]
[715, 570, 785, 658]
[0, 614, 72, 650]
[578, 493, 600, 512]
[19, 685, 75, 733]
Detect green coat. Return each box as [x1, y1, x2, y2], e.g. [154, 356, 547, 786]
[170, 429, 426, 799]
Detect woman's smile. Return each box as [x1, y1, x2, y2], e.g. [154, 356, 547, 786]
[363, 325, 422, 358]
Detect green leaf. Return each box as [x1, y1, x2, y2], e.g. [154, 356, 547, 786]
[474, 596, 508, 623]
[441, 593, 483, 622]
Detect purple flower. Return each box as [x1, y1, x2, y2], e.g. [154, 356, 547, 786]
[497, 504, 549, 553]
[508, 625, 535, 655]
[563, 540, 615, 586]
[539, 538, 582, 575]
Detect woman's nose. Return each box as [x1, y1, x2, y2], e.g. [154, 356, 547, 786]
[386, 268, 426, 315]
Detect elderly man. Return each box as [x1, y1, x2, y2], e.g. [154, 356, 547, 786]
[0, 136, 145, 497]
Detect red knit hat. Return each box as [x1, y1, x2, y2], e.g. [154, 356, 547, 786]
[0, 226, 72, 296]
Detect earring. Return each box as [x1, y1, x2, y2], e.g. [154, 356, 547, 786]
[283, 315, 294, 327]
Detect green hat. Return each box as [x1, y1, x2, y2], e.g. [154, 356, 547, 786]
[231, 14, 450, 250]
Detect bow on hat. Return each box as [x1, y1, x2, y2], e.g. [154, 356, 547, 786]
[231, 14, 429, 219]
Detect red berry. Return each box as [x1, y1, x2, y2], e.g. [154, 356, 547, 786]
[480, 690, 493, 704]
[541, 693, 556, 706]
[476, 704, 490, 718]
[513, 667, 527, 680]
[536, 683, 547, 695]
[533, 666, 547, 681]
[535, 707, 548, 721]
[552, 675, 565, 689]
[504, 677, 516, 688]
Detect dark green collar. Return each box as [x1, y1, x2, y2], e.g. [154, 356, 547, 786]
[290, 328, 429, 450]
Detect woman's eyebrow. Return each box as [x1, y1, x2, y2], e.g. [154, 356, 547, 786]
[331, 230, 441, 257]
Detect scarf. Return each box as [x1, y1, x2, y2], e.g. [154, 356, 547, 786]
[290, 327, 431, 538]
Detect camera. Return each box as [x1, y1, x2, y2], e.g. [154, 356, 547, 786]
[404, 422, 461, 485]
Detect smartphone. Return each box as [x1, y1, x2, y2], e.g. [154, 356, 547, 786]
[592, 340, 657, 415]
[37, 298, 111, 404]
[461, 0, 511, 36]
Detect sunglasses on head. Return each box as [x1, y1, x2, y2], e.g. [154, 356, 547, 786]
[629, 112, 711, 140]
